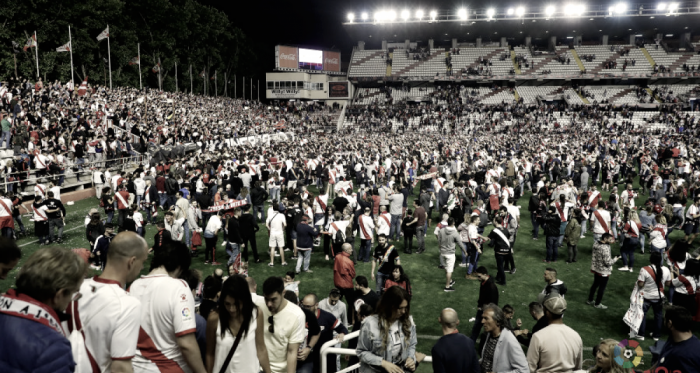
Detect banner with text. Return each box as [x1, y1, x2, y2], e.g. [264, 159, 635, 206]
[328, 81, 349, 98]
[276, 46, 299, 69]
[323, 51, 341, 72]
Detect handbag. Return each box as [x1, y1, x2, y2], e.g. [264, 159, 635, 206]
[218, 322, 246, 373]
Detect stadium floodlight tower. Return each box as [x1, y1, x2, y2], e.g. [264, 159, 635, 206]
[564, 4, 585, 16]
[401, 9, 410, 20]
[347, 13, 354, 22]
[487, 8, 496, 19]
[458, 8, 468, 20]
[430, 10, 438, 21]
[416, 9, 424, 20]
[609, 3, 627, 15]
[545, 6, 556, 18]
[361, 12, 368, 21]
[516, 6, 526, 17]
[507, 8, 515, 15]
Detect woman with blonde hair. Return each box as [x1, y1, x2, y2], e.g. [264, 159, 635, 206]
[588, 339, 628, 373]
[237, 187, 252, 206]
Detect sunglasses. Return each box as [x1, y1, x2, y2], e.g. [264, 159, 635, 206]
[268, 315, 274, 333]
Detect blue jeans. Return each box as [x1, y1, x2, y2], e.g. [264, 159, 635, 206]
[296, 249, 311, 272]
[106, 211, 114, 224]
[1, 130, 11, 149]
[639, 299, 664, 338]
[650, 245, 665, 265]
[159, 193, 167, 207]
[183, 220, 191, 247]
[358, 239, 372, 262]
[416, 226, 426, 252]
[297, 360, 314, 373]
[376, 271, 389, 294]
[13, 215, 26, 234]
[531, 212, 540, 238]
[546, 235, 559, 262]
[467, 244, 480, 274]
[226, 243, 240, 266]
[621, 237, 639, 268]
[461, 241, 469, 264]
[253, 205, 265, 225]
[389, 214, 401, 241]
[270, 187, 280, 202]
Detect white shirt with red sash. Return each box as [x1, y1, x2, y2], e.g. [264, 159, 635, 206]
[34, 184, 47, 199]
[623, 221, 642, 238]
[377, 212, 391, 236]
[649, 224, 668, 248]
[591, 209, 612, 234]
[358, 214, 375, 240]
[313, 195, 328, 214]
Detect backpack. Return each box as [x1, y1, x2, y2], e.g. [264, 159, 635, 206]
[333, 225, 346, 245]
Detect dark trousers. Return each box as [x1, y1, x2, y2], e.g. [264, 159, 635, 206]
[588, 274, 609, 306]
[621, 237, 638, 268]
[495, 254, 507, 284]
[639, 299, 664, 338]
[205, 236, 218, 262]
[546, 235, 559, 262]
[241, 235, 259, 262]
[567, 244, 578, 262]
[470, 309, 484, 342]
[339, 287, 357, 322]
[531, 212, 540, 238]
[359, 239, 372, 262]
[403, 233, 414, 253]
[118, 209, 128, 229]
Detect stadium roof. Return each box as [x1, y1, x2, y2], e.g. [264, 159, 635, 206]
[342, 3, 700, 45]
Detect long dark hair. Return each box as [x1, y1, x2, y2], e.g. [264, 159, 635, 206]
[218, 274, 256, 339]
[374, 286, 411, 353]
[391, 265, 412, 295]
[649, 251, 663, 289]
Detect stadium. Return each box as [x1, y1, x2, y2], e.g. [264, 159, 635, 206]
[0, 1, 699, 373]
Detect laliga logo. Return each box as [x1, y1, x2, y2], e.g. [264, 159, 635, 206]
[325, 58, 339, 64]
[615, 339, 682, 373]
[280, 53, 296, 60]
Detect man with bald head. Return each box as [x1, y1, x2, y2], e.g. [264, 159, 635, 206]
[66, 231, 149, 373]
[431, 308, 480, 373]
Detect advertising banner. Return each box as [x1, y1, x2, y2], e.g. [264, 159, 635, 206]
[323, 51, 341, 72]
[277, 46, 298, 69]
[328, 82, 349, 98]
[268, 89, 301, 99]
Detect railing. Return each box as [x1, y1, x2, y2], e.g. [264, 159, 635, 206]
[320, 330, 432, 373]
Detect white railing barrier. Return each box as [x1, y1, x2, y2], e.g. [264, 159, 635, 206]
[320, 330, 432, 373]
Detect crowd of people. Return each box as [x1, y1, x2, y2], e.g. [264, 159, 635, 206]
[1, 75, 700, 373]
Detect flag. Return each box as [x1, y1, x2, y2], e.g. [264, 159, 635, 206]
[23, 34, 37, 51]
[56, 41, 71, 52]
[152, 63, 160, 73]
[11, 41, 20, 54]
[77, 77, 89, 96]
[199, 70, 206, 78]
[96, 26, 109, 41]
[129, 56, 139, 65]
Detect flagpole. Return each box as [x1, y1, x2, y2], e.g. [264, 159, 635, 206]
[175, 62, 178, 92]
[138, 43, 142, 90]
[234, 75, 236, 98]
[243, 76, 245, 100]
[224, 72, 227, 97]
[250, 78, 252, 101]
[258, 79, 260, 101]
[34, 31, 40, 79]
[69, 26, 74, 89]
[214, 70, 217, 97]
[107, 25, 112, 89]
[189, 64, 193, 95]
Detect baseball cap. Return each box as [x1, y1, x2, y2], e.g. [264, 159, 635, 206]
[543, 295, 567, 315]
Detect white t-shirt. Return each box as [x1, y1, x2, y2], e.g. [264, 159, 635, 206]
[133, 211, 144, 228]
[261, 301, 306, 373]
[213, 310, 259, 373]
[129, 274, 197, 373]
[66, 277, 141, 372]
[267, 212, 286, 234]
[638, 266, 671, 300]
[205, 215, 222, 237]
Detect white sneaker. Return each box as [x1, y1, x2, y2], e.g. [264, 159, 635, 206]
[458, 263, 467, 267]
[629, 268, 634, 273]
[580, 235, 585, 238]
[274, 252, 280, 257]
[618, 266, 629, 271]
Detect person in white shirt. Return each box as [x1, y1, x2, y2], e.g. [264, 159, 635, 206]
[132, 204, 144, 237]
[93, 169, 105, 199]
[134, 175, 146, 206]
[357, 208, 375, 262]
[48, 181, 61, 202]
[266, 204, 287, 267]
[129, 241, 207, 373]
[634, 251, 671, 341]
[590, 201, 612, 242]
[164, 211, 185, 241]
[204, 210, 224, 265]
[683, 197, 700, 244]
[260, 276, 306, 373]
[67, 232, 148, 373]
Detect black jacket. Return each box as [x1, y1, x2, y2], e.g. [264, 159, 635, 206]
[477, 276, 499, 308]
[239, 213, 259, 239]
[227, 216, 243, 244]
[250, 186, 268, 206]
[528, 195, 541, 212]
[539, 213, 562, 237]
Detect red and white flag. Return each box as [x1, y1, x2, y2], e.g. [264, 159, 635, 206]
[129, 56, 139, 65]
[152, 63, 160, 73]
[24, 34, 37, 51]
[199, 70, 206, 78]
[55, 41, 71, 52]
[96, 26, 109, 41]
[78, 77, 89, 96]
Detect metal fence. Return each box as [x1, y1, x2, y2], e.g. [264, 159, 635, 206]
[320, 331, 433, 373]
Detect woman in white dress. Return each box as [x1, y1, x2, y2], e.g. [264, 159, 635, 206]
[206, 275, 271, 373]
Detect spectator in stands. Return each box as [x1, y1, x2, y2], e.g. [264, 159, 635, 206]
[431, 308, 480, 373]
[0, 246, 87, 372]
[356, 286, 417, 373]
[205, 274, 271, 373]
[68, 232, 148, 373]
[528, 294, 584, 371]
[479, 303, 529, 373]
[260, 276, 306, 373]
[0, 237, 20, 280]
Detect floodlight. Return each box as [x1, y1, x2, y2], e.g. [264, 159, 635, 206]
[668, 2, 678, 11]
[545, 6, 556, 16]
[430, 10, 437, 19]
[657, 3, 667, 10]
[507, 8, 515, 15]
[416, 10, 424, 18]
[401, 10, 410, 20]
[348, 13, 355, 22]
[614, 3, 627, 13]
[458, 8, 468, 20]
[361, 12, 368, 20]
[388, 10, 397, 21]
[375, 11, 384, 21]
[516, 6, 525, 16]
[487, 8, 496, 18]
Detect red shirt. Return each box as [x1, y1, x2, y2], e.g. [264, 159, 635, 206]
[333, 252, 355, 289]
